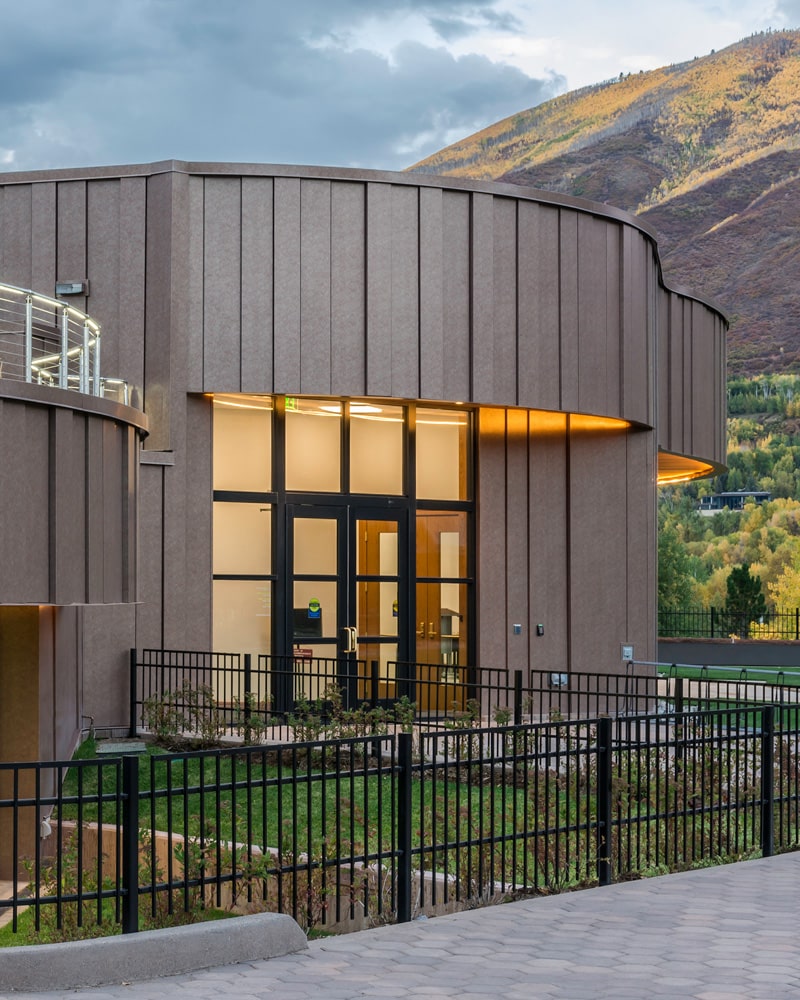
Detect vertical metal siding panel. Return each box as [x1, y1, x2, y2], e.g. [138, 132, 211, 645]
[390, 185, 419, 399]
[300, 179, 332, 395]
[85, 418, 105, 603]
[529, 412, 569, 674]
[419, 186, 445, 401]
[471, 193, 494, 403]
[621, 229, 649, 425]
[183, 395, 214, 649]
[559, 210, 579, 412]
[626, 429, 657, 664]
[119, 177, 147, 396]
[477, 408, 507, 669]
[87, 180, 121, 377]
[569, 428, 628, 673]
[606, 224, 621, 416]
[331, 181, 366, 396]
[203, 176, 242, 391]
[103, 421, 124, 603]
[31, 183, 56, 296]
[692, 302, 715, 461]
[518, 202, 560, 410]
[442, 191, 471, 403]
[273, 177, 302, 391]
[717, 315, 727, 463]
[493, 198, 517, 404]
[144, 172, 174, 450]
[656, 289, 669, 451]
[241, 176, 274, 393]
[57, 181, 87, 309]
[505, 408, 529, 672]
[669, 292, 684, 451]
[135, 464, 165, 649]
[51, 409, 86, 604]
[682, 298, 693, 457]
[577, 214, 608, 415]
[366, 183, 392, 396]
[185, 176, 205, 391]
[3, 185, 32, 288]
[0, 403, 49, 601]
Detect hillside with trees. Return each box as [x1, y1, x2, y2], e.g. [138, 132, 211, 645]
[660, 375, 800, 614]
[410, 30, 800, 377]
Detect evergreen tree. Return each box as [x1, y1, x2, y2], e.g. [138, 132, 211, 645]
[724, 563, 767, 637]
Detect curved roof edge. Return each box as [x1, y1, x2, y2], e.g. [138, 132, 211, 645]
[0, 159, 728, 323]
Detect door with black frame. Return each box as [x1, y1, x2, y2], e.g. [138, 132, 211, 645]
[283, 503, 408, 713]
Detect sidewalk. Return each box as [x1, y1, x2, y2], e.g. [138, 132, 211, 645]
[5, 852, 800, 1000]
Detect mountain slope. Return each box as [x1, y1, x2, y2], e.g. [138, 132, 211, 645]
[410, 31, 800, 376]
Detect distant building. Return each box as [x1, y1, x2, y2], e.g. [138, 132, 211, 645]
[699, 491, 772, 514]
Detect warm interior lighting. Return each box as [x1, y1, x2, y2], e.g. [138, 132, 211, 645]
[212, 394, 273, 411]
[657, 452, 718, 485]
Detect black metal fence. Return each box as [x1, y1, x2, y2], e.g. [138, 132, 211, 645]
[2, 702, 796, 940]
[129, 649, 665, 738]
[659, 606, 800, 639]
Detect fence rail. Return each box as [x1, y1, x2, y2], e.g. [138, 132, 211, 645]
[2, 701, 796, 940]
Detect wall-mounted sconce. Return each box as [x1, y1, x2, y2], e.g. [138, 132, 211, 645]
[55, 280, 89, 296]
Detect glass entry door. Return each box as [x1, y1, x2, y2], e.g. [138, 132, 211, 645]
[287, 505, 407, 705]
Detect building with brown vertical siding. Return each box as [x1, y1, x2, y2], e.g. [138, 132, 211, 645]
[0, 160, 726, 765]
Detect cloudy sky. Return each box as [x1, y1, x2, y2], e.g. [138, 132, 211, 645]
[1, 0, 798, 173]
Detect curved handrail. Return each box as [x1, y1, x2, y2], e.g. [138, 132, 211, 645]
[0, 281, 127, 402]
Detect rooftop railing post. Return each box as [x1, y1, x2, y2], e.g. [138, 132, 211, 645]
[397, 732, 413, 922]
[513, 669, 523, 726]
[81, 321, 90, 394]
[60, 307, 69, 389]
[761, 705, 775, 859]
[24, 294, 33, 383]
[370, 659, 379, 709]
[596, 716, 613, 887]
[92, 327, 100, 396]
[121, 754, 140, 934]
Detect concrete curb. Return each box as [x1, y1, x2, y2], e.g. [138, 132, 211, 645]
[0, 912, 307, 992]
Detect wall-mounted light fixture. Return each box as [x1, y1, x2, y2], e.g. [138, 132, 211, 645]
[55, 280, 89, 296]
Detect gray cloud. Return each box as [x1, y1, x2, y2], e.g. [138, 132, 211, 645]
[0, 0, 560, 171]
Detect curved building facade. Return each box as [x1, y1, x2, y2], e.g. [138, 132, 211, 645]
[0, 160, 726, 744]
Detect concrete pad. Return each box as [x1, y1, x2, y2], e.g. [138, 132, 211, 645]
[0, 911, 307, 991]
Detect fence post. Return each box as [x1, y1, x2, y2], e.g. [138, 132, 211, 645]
[244, 653, 252, 730]
[760, 705, 775, 859]
[121, 754, 140, 934]
[796, 607, 799, 642]
[129, 648, 138, 738]
[397, 732, 413, 922]
[371, 659, 380, 710]
[596, 716, 613, 887]
[513, 670, 523, 725]
[710, 606, 716, 638]
[674, 675, 684, 716]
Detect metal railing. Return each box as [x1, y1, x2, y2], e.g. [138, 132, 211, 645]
[1, 704, 792, 938]
[659, 606, 800, 639]
[0, 281, 128, 402]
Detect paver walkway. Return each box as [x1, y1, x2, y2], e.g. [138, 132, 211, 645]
[5, 852, 800, 1000]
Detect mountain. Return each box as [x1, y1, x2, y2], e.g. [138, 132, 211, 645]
[409, 31, 800, 376]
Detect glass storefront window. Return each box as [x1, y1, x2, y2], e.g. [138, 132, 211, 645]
[213, 503, 271, 576]
[350, 404, 404, 495]
[213, 396, 272, 492]
[285, 398, 341, 492]
[416, 408, 469, 500]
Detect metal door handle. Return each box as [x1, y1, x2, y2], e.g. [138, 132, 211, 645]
[341, 626, 358, 654]
[428, 622, 437, 639]
[417, 621, 425, 638]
